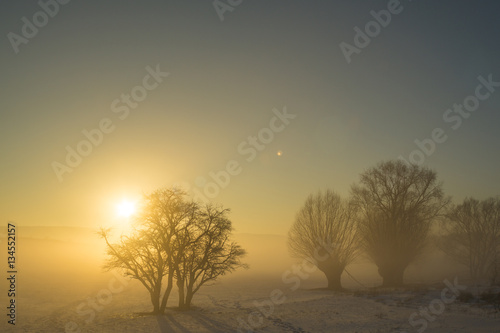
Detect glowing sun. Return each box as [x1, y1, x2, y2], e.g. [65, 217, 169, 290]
[116, 200, 136, 218]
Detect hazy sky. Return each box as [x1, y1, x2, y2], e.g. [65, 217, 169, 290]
[1, 0, 499, 234]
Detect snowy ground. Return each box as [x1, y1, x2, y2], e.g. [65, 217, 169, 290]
[1, 230, 499, 332]
[4, 277, 500, 333]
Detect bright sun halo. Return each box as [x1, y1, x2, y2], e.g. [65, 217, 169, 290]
[116, 200, 136, 218]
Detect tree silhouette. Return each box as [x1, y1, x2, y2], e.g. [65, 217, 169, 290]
[351, 160, 449, 287]
[288, 190, 358, 290]
[174, 204, 247, 309]
[100, 227, 168, 314]
[441, 197, 500, 284]
[100, 187, 246, 313]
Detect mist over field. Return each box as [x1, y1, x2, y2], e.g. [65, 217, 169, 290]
[0, 226, 468, 290]
[3, 225, 496, 333]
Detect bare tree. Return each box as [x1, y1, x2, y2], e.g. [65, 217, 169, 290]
[100, 187, 246, 313]
[174, 204, 247, 309]
[351, 160, 449, 287]
[100, 188, 190, 314]
[441, 197, 500, 284]
[288, 190, 358, 290]
[100, 227, 168, 314]
[141, 188, 198, 313]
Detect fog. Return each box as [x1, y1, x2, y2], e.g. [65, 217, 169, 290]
[1, 226, 468, 307]
[3, 226, 497, 333]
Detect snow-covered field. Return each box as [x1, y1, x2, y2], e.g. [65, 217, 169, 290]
[6, 279, 500, 333]
[1, 228, 499, 333]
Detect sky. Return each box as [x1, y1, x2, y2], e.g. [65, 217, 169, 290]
[1, 0, 499, 235]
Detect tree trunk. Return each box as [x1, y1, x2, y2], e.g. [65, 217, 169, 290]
[160, 271, 174, 313]
[318, 260, 345, 291]
[184, 290, 194, 310]
[184, 279, 196, 309]
[177, 278, 185, 309]
[324, 269, 343, 291]
[150, 288, 161, 314]
[378, 263, 406, 287]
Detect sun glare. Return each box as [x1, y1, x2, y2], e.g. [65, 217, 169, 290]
[116, 200, 136, 218]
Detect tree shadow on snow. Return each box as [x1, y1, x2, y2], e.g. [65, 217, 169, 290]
[156, 314, 190, 333]
[156, 311, 234, 333]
